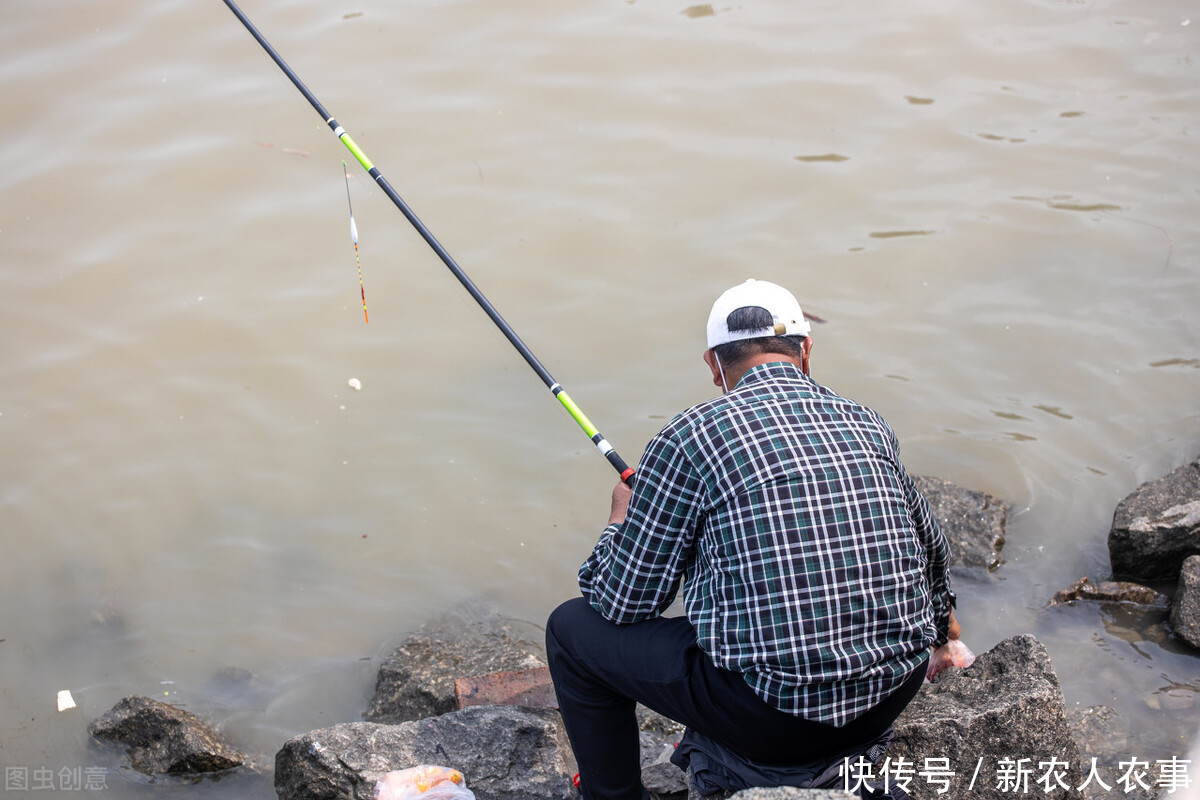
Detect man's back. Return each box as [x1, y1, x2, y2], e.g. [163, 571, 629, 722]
[668, 361, 948, 725]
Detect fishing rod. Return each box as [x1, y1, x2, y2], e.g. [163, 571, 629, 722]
[222, 0, 633, 482]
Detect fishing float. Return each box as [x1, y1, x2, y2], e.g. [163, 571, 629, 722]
[222, 0, 634, 482]
[342, 161, 368, 324]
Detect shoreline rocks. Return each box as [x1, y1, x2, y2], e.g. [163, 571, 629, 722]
[1104, 455, 1200, 650]
[83, 468, 1199, 797]
[275, 706, 576, 800]
[889, 635, 1080, 800]
[273, 626, 1093, 800]
[1108, 457, 1200, 582]
[89, 625, 1161, 800]
[87, 694, 245, 777]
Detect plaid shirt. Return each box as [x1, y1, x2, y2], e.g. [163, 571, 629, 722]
[579, 362, 954, 726]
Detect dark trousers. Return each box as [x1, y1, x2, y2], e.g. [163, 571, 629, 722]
[545, 597, 926, 800]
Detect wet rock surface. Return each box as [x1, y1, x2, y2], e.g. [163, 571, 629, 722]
[1108, 457, 1200, 582]
[87, 695, 245, 776]
[913, 475, 1006, 571]
[1049, 577, 1169, 608]
[1169, 554, 1200, 649]
[275, 706, 576, 800]
[1067, 703, 1168, 800]
[363, 608, 547, 724]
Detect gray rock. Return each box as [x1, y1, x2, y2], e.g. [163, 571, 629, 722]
[87, 695, 245, 776]
[364, 609, 546, 724]
[1049, 577, 1169, 609]
[1064, 704, 1154, 799]
[1068, 705, 1157, 800]
[889, 635, 1081, 800]
[913, 475, 1006, 571]
[1108, 457, 1200, 581]
[275, 705, 576, 800]
[1169, 554, 1200, 649]
[644, 758, 689, 800]
[1068, 705, 1132, 763]
[639, 706, 689, 799]
[642, 733, 686, 798]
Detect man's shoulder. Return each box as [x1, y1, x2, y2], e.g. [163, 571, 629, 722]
[656, 394, 727, 439]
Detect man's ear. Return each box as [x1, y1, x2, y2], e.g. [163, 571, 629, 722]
[702, 349, 723, 388]
[801, 337, 813, 375]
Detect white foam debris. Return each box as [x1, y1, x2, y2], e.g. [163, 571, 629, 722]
[57, 690, 76, 712]
[348, 378, 362, 391]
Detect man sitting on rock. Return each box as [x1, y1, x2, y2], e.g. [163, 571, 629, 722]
[547, 279, 961, 800]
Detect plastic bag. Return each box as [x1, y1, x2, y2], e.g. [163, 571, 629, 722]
[374, 765, 476, 800]
[926, 638, 975, 680]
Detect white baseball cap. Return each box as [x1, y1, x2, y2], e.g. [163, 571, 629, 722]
[706, 279, 811, 349]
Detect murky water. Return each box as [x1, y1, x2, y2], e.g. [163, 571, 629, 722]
[1, 0, 1197, 796]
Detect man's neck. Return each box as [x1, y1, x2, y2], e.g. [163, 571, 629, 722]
[723, 354, 804, 390]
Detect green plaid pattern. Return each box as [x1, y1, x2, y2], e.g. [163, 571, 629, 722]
[579, 362, 954, 726]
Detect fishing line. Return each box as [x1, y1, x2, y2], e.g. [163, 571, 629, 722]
[223, 0, 633, 482]
[343, 161, 368, 324]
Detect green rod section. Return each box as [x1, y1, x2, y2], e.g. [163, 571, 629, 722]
[556, 391, 601, 439]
